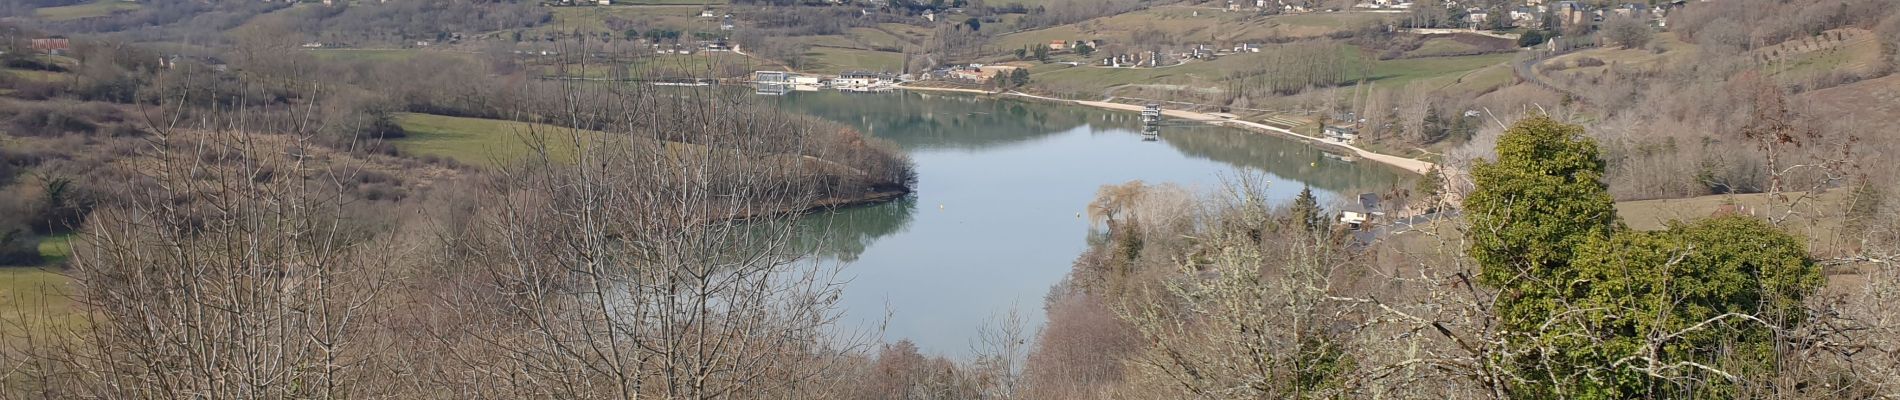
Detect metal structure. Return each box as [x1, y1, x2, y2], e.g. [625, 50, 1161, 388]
[1140, 103, 1162, 141]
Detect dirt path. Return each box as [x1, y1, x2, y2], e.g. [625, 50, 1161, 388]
[1010, 91, 1438, 175]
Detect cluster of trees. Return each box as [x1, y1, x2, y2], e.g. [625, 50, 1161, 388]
[1506, 0, 1900, 201]
[0, 18, 933, 398]
[280, 0, 551, 45]
[927, 19, 989, 64]
[1223, 41, 1369, 97]
[0, 28, 915, 255]
[1013, 115, 1900, 398]
[986, 67, 1031, 89]
[1674, 0, 1899, 58]
[1465, 117, 1821, 396]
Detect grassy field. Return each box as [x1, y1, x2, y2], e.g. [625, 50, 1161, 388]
[1362, 52, 1517, 87]
[1802, 73, 1900, 136]
[802, 47, 905, 74]
[0, 233, 79, 342]
[1433, 62, 1516, 95]
[34, 0, 140, 21]
[393, 114, 837, 180]
[1027, 46, 1512, 98]
[1616, 191, 1853, 256]
[996, 9, 1397, 51]
[395, 113, 611, 167]
[542, 5, 709, 35]
[536, 53, 757, 79]
[5, 69, 70, 83]
[305, 48, 448, 63]
[631, 52, 755, 75]
[0, 267, 76, 340]
[1402, 37, 1485, 58]
[846, 27, 915, 50]
[1763, 32, 1882, 85]
[1537, 32, 1693, 78]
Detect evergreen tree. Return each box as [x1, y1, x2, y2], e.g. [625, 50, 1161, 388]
[1464, 115, 1822, 398]
[1008, 68, 1030, 87]
[1290, 185, 1324, 233]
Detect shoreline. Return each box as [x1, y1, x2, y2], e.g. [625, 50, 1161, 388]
[894, 84, 1437, 176]
[727, 188, 913, 222]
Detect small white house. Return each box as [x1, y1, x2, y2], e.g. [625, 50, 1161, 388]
[1323, 125, 1359, 143]
[1338, 193, 1383, 229]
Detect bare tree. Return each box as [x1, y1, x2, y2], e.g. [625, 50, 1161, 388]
[413, 80, 880, 398]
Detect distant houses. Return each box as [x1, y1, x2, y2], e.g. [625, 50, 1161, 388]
[754, 71, 792, 84]
[29, 38, 69, 55]
[834, 71, 894, 88]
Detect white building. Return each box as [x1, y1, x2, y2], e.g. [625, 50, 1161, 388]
[835, 71, 886, 87]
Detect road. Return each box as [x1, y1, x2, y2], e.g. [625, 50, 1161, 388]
[1512, 51, 1590, 105]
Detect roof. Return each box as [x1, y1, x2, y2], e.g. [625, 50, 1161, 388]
[1358, 193, 1382, 212]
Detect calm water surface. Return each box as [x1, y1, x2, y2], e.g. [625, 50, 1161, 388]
[771, 90, 1408, 357]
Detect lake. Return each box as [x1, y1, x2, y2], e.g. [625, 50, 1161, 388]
[770, 90, 1409, 357]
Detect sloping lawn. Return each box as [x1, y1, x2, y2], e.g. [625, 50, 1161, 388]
[395, 113, 606, 168]
[34, 0, 139, 21]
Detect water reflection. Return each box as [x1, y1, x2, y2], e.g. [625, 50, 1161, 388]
[792, 197, 919, 263]
[774, 90, 1409, 194]
[770, 90, 1412, 356]
[771, 91, 1138, 151]
[1160, 125, 1409, 193]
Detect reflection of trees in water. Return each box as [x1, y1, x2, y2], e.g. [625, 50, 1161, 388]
[791, 196, 919, 262]
[1160, 126, 1413, 194]
[771, 91, 1135, 151]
